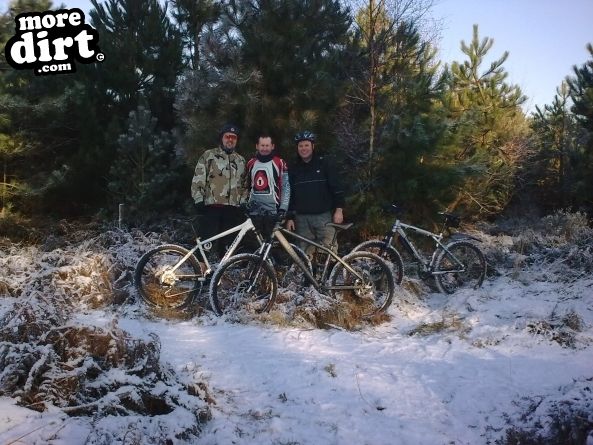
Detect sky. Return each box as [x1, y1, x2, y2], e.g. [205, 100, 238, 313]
[432, 0, 593, 112]
[1, 0, 592, 113]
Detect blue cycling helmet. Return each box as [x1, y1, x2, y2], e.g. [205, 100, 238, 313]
[294, 130, 316, 144]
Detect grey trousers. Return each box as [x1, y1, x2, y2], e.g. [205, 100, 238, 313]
[294, 211, 336, 257]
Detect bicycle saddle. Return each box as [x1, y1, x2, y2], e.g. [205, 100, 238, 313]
[438, 211, 459, 218]
[438, 212, 461, 227]
[326, 222, 354, 231]
[383, 204, 403, 214]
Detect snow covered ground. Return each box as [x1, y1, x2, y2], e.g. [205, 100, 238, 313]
[0, 219, 592, 444]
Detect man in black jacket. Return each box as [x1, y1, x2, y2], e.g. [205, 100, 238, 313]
[286, 131, 345, 255]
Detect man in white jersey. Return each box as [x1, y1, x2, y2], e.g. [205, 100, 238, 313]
[245, 133, 290, 216]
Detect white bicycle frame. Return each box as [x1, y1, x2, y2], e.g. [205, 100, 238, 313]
[168, 217, 260, 278]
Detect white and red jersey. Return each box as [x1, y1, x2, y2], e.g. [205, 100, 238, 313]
[246, 155, 290, 212]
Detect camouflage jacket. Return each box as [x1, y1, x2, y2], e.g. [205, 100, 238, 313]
[191, 147, 247, 206]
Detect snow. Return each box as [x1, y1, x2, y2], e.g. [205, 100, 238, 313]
[1, 225, 592, 444]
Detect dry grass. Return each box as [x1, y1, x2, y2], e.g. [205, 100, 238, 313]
[0, 227, 213, 442]
[0, 308, 211, 421]
[526, 309, 585, 349]
[408, 313, 469, 337]
[480, 210, 593, 279]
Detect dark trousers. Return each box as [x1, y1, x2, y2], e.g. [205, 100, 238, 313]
[199, 205, 245, 259]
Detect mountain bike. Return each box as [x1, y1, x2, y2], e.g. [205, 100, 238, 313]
[134, 212, 309, 310]
[208, 213, 398, 317]
[352, 205, 486, 294]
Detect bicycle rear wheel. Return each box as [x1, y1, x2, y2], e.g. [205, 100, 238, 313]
[434, 240, 486, 294]
[134, 244, 203, 309]
[352, 240, 404, 284]
[209, 253, 278, 316]
[328, 251, 395, 317]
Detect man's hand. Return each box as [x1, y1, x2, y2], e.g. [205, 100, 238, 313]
[195, 201, 205, 214]
[285, 219, 296, 231]
[277, 209, 287, 222]
[333, 208, 344, 224]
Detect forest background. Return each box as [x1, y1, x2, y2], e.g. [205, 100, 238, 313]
[1, 0, 592, 237]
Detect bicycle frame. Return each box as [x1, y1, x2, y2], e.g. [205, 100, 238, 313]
[386, 220, 466, 274]
[168, 217, 261, 277]
[254, 226, 367, 293]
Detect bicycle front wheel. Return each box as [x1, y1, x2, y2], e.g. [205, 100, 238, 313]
[134, 244, 203, 309]
[434, 240, 486, 294]
[270, 243, 312, 290]
[352, 240, 404, 284]
[328, 251, 396, 317]
[209, 253, 278, 316]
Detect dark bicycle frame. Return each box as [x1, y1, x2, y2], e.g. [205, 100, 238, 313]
[251, 224, 373, 293]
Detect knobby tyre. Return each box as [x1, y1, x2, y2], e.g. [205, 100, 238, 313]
[134, 244, 203, 309]
[352, 240, 404, 284]
[209, 253, 278, 316]
[328, 251, 396, 317]
[434, 240, 486, 294]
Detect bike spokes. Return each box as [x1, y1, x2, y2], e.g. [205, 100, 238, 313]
[329, 252, 395, 317]
[136, 247, 202, 309]
[210, 254, 277, 315]
[435, 241, 486, 294]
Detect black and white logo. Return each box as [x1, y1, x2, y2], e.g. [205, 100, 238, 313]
[4, 8, 103, 76]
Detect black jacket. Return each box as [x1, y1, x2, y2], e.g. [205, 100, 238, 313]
[288, 154, 345, 215]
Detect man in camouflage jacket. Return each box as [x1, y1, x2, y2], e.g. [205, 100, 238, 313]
[191, 123, 247, 258]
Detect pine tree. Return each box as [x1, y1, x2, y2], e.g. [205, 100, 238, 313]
[87, 0, 183, 131]
[528, 83, 580, 211]
[443, 24, 529, 217]
[108, 104, 189, 220]
[176, 0, 352, 162]
[170, 0, 220, 69]
[569, 43, 593, 133]
[346, 0, 436, 161]
[0, 7, 21, 216]
[173, 2, 239, 163]
[377, 21, 451, 217]
[567, 43, 593, 212]
[0, 0, 89, 217]
[339, 2, 449, 225]
[60, 0, 186, 216]
[238, 0, 351, 144]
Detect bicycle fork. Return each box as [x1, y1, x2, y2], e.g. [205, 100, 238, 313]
[246, 243, 274, 293]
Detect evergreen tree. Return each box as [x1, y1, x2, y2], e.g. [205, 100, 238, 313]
[346, 0, 436, 161]
[170, 0, 220, 69]
[64, 0, 185, 216]
[443, 24, 529, 217]
[176, 0, 352, 163]
[238, 0, 351, 146]
[567, 43, 593, 212]
[569, 43, 593, 133]
[108, 104, 190, 221]
[173, 0, 230, 163]
[87, 0, 183, 131]
[377, 21, 451, 218]
[528, 83, 580, 211]
[0, 0, 89, 217]
[340, 2, 448, 226]
[0, 7, 21, 216]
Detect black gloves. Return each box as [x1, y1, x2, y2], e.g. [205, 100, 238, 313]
[195, 201, 206, 214]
